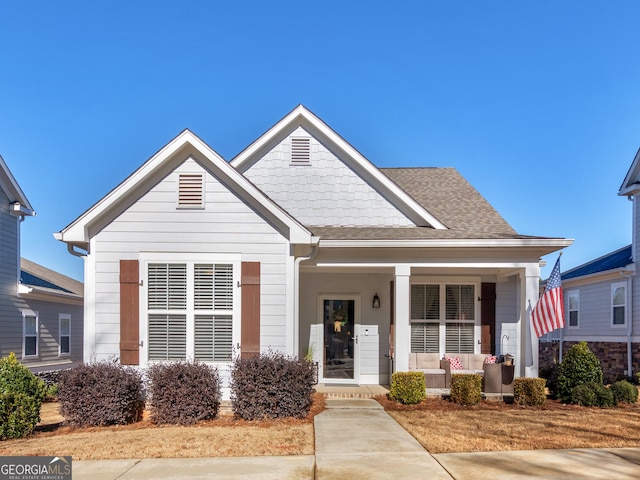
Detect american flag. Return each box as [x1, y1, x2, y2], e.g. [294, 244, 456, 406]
[532, 256, 565, 337]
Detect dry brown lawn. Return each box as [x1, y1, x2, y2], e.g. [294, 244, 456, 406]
[376, 395, 640, 454]
[0, 395, 324, 460]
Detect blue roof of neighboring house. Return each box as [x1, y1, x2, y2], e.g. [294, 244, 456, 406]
[562, 245, 633, 281]
[20, 270, 74, 294]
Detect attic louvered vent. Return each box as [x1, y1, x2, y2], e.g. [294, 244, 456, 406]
[178, 174, 204, 208]
[290, 137, 311, 166]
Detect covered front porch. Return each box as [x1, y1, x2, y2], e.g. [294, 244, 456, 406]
[297, 246, 547, 388]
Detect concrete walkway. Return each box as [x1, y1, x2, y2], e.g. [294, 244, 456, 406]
[72, 398, 640, 479]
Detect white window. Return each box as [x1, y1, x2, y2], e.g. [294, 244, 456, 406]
[567, 290, 579, 328]
[59, 314, 71, 355]
[23, 312, 38, 358]
[410, 281, 478, 354]
[177, 173, 204, 209]
[143, 255, 238, 362]
[612, 282, 626, 326]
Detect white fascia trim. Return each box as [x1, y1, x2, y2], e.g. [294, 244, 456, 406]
[231, 105, 447, 230]
[18, 284, 33, 295]
[10, 202, 35, 217]
[0, 154, 35, 213]
[618, 147, 640, 196]
[318, 238, 574, 248]
[315, 262, 540, 269]
[57, 130, 315, 245]
[562, 266, 636, 287]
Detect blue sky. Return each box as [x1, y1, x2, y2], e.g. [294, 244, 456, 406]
[2, 1, 640, 281]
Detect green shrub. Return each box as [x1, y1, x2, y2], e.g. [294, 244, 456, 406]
[0, 353, 47, 439]
[148, 361, 220, 425]
[610, 380, 638, 404]
[556, 342, 603, 402]
[231, 351, 314, 420]
[389, 372, 426, 405]
[513, 378, 546, 406]
[58, 361, 144, 426]
[570, 381, 614, 407]
[450, 374, 482, 406]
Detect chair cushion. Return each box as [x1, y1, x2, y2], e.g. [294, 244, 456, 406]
[484, 355, 497, 364]
[416, 353, 441, 369]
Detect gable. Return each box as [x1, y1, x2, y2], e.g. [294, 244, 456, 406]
[232, 105, 446, 229]
[0, 154, 34, 216]
[55, 130, 315, 249]
[240, 126, 415, 228]
[619, 147, 640, 196]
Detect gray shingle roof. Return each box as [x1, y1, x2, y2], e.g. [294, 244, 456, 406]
[308, 167, 548, 241]
[20, 258, 83, 297]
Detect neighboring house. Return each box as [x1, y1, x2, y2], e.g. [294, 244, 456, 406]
[19, 258, 84, 372]
[0, 155, 84, 372]
[54, 105, 570, 397]
[540, 148, 640, 383]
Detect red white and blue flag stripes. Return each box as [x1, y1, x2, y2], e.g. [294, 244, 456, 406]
[531, 256, 565, 337]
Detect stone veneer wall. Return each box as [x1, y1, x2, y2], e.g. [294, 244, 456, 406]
[539, 341, 640, 384]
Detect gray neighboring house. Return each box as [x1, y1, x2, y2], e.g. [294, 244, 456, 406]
[0, 154, 83, 372]
[540, 147, 640, 383]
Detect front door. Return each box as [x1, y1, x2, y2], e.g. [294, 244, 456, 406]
[321, 296, 359, 383]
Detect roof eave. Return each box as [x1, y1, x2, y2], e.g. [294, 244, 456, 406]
[318, 238, 574, 249]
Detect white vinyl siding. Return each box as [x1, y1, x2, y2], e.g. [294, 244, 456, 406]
[23, 312, 38, 358]
[612, 282, 626, 326]
[59, 314, 71, 355]
[91, 158, 289, 363]
[567, 290, 579, 328]
[146, 260, 235, 362]
[410, 281, 478, 355]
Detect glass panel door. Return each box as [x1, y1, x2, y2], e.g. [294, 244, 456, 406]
[323, 299, 356, 380]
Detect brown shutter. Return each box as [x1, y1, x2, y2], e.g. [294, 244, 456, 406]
[389, 280, 395, 359]
[120, 260, 140, 365]
[241, 262, 260, 358]
[481, 283, 496, 354]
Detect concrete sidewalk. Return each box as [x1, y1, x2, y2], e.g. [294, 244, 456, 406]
[72, 398, 640, 479]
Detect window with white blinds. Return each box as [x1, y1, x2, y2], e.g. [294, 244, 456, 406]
[410, 282, 478, 355]
[411, 322, 439, 353]
[147, 262, 234, 362]
[445, 322, 474, 353]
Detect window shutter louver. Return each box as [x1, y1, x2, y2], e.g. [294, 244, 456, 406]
[241, 262, 260, 358]
[178, 173, 204, 208]
[445, 322, 474, 353]
[120, 260, 140, 365]
[148, 314, 186, 360]
[290, 137, 311, 166]
[411, 322, 439, 353]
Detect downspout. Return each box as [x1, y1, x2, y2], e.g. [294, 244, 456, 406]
[621, 270, 633, 378]
[293, 241, 319, 357]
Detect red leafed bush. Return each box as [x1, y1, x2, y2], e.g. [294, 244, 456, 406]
[147, 361, 221, 425]
[231, 350, 314, 420]
[58, 361, 144, 427]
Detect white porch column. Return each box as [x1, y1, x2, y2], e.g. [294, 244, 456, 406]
[394, 265, 411, 372]
[522, 264, 541, 378]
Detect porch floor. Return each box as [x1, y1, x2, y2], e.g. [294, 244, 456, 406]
[315, 384, 514, 401]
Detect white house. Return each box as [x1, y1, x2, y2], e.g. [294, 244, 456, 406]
[55, 105, 571, 396]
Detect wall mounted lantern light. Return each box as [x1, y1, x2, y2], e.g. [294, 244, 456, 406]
[372, 293, 380, 308]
